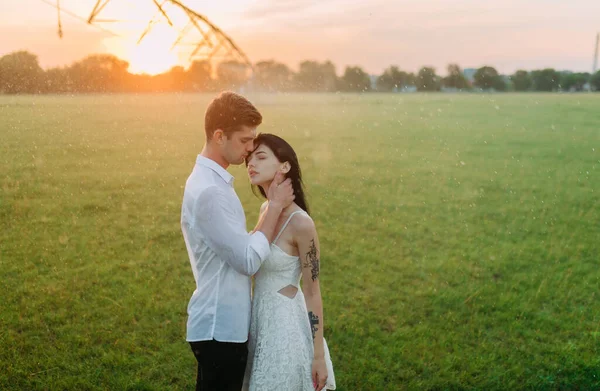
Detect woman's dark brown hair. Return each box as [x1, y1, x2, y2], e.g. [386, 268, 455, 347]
[246, 133, 310, 215]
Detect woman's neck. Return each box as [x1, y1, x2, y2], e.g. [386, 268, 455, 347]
[260, 181, 297, 213]
[260, 180, 273, 195]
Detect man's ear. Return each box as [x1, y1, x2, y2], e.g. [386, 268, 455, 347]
[213, 129, 225, 145]
[280, 161, 291, 174]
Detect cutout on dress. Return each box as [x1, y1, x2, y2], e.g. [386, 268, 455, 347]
[277, 285, 298, 299]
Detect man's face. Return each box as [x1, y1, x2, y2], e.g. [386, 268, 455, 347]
[221, 125, 257, 165]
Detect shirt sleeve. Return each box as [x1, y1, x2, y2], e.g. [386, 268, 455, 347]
[193, 185, 270, 276]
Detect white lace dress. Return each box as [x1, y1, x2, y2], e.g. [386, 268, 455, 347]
[244, 211, 336, 390]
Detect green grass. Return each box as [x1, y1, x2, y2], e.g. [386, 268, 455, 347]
[1, 93, 599, 390]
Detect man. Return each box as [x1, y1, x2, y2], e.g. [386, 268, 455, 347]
[181, 91, 294, 390]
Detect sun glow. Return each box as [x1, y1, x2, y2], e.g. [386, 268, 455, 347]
[125, 24, 181, 75]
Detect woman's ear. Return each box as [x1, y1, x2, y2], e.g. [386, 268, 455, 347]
[280, 161, 291, 174]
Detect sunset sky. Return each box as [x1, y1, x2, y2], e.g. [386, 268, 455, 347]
[0, 0, 598, 75]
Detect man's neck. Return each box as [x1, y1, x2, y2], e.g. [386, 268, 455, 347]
[200, 144, 229, 169]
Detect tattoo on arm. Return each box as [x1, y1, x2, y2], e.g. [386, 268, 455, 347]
[303, 239, 320, 281]
[308, 311, 319, 340]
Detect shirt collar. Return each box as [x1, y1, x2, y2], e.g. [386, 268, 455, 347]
[196, 155, 234, 185]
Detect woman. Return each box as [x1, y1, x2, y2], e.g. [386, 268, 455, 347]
[243, 134, 335, 391]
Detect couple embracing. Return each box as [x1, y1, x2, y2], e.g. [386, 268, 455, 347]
[181, 92, 336, 390]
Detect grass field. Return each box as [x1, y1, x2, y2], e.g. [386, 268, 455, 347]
[1, 93, 599, 390]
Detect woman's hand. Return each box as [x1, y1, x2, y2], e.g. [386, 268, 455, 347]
[312, 356, 328, 391]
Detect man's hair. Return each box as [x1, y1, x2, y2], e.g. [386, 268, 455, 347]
[204, 91, 262, 140]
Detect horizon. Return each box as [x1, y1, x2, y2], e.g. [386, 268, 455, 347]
[0, 0, 598, 76]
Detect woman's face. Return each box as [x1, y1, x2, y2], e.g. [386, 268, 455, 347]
[246, 143, 286, 186]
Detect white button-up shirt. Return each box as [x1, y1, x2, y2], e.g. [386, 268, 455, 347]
[181, 155, 271, 342]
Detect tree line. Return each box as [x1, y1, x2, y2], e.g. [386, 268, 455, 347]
[1, 50, 599, 94]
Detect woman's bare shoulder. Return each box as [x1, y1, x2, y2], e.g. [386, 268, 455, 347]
[290, 210, 315, 235]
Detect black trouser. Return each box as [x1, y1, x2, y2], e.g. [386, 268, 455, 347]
[189, 339, 248, 391]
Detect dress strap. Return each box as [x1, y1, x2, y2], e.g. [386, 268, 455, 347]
[273, 210, 305, 244]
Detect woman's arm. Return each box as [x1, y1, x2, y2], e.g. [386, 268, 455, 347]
[296, 216, 328, 390]
[250, 201, 269, 234]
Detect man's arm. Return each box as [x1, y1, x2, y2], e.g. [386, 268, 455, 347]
[194, 177, 294, 276]
[194, 186, 269, 276]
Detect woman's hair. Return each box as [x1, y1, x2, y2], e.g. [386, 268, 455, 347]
[247, 133, 310, 215]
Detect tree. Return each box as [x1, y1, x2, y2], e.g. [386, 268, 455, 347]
[68, 54, 129, 93]
[294, 60, 338, 92]
[560, 72, 590, 91]
[216, 60, 251, 90]
[442, 63, 468, 89]
[376, 66, 413, 91]
[511, 70, 532, 91]
[416, 67, 439, 91]
[590, 71, 600, 91]
[126, 73, 154, 93]
[44, 66, 76, 93]
[531, 68, 560, 91]
[187, 60, 212, 91]
[473, 66, 506, 91]
[157, 66, 187, 91]
[496, 77, 507, 91]
[253, 60, 293, 92]
[0, 51, 43, 94]
[341, 66, 371, 92]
